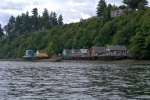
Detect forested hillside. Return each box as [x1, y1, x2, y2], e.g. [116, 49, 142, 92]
[0, 8, 150, 59]
[0, 0, 150, 59]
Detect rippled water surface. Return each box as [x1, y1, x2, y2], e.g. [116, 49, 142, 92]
[0, 61, 150, 100]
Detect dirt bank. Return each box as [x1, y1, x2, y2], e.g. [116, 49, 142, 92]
[1, 59, 150, 65]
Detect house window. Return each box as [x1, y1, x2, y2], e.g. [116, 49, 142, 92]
[125, 52, 127, 55]
[96, 53, 98, 56]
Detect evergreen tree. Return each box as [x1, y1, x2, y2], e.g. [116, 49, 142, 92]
[15, 15, 22, 34]
[20, 13, 26, 34]
[4, 16, 16, 36]
[112, 4, 119, 10]
[53, 12, 58, 26]
[31, 8, 39, 31]
[24, 11, 32, 33]
[38, 15, 43, 30]
[58, 14, 63, 25]
[0, 24, 4, 38]
[123, 0, 148, 10]
[96, 0, 107, 17]
[42, 8, 50, 29]
[137, 1, 148, 10]
[45, 21, 52, 29]
[49, 12, 53, 26]
[51, 12, 58, 26]
[103, 4, 112, 22]
[119, 5, 126, 9]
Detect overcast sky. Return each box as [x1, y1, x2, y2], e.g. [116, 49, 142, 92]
[0, 0, 149, 27]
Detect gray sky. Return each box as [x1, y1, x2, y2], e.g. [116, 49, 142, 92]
[0, 0, 149, 27]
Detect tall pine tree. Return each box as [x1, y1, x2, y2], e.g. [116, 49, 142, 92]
[103, 4, 112, 22]
[42, 8, 50, 29]
[123, 0, 148, 10]
[4, 15, 16, 36]
[0, 24, 4, 38]
[58, 14, 63, 26]
[50, 12, 58, 26]
[15, 15, 22, 34]
[96, 0, 107, 17]
[31, 8, 39, 32]
[24, 11, 32, 33]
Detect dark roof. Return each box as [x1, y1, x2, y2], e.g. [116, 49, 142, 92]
[107, 45, 127, 51]
[71, 49, 80, 53]
[92, 47, 107, 53]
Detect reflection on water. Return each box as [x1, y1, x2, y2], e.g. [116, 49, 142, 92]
[0, 61, 150, 99]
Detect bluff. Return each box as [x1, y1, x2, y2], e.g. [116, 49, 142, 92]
[0, 9, 150, 59]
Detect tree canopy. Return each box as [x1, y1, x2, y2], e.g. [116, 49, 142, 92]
[3, 8, 63, 37]
[96, 0, 107, 17]
[123, 0, 148, 10]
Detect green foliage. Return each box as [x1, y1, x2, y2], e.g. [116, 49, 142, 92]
[50, 12, 58, 26]
[65, 39, 73, 49]
[4, 16, 16, 36]
[3, 8, 63, 37]
[31, 8, 39, 31]
[96, 0, 107, 17]
[58, 14, 63, 25]
[102, 4, 112, 23]
[123, 0, 148, 10]
[42, 8, 50, 29]
[0, 24, 4, 38]
[94, 21, 116, 46]
[46, 35, 63, 54]
[130, 9, 150, 59]
[1, 8, 150, 59]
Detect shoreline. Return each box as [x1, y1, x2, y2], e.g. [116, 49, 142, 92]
[0, 59, 150, 65]
[62, 60, 150, 65]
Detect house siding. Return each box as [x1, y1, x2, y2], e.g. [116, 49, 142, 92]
[107, 45, 128, 56]
[70, 49, 81, 57]
[91, 49, 95, 56]
[91, 47, 107, 56]
[80, 49, 90, 56]
[36, 50, 48, 57]
[25, 50, 35, 57]
[62, 49, 71, 56]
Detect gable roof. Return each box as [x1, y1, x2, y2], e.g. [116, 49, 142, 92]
[71, 49, 80, 53]
[37, 50, 47, 54]
[107, 45, 127, 51]
[91, 47, 107, 53]
[25, 50, 35, 56]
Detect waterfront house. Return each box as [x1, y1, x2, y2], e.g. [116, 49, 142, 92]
[90, 47, 107, 56]
[80, 18, 87, 22]
[106, 45, 128, 56]
[35, 50, 48, 57]
[80, 49, 90, 56]
[23, 50, 35, 57]
[70, 49, 81, 57]
[111, 9, 125, 17]
[62, 49, 71, 56]
[111, 8, 131, 17]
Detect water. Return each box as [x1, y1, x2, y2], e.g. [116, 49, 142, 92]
[0, 61, 150, 100]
